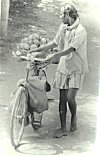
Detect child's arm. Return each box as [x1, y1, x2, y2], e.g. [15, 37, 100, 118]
[67, 17, 80, 31]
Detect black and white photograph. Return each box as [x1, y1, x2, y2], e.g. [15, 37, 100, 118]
[0, 0, 100, 155]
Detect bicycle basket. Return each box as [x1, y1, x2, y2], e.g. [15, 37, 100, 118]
[27, 77, 48, 113]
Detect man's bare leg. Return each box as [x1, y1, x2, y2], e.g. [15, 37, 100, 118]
[67, 88, 78, 132]
[70, 115, 77, 132]
[54, 89, 67, 138]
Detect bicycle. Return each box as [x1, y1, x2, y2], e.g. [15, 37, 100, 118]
[10, 53, 51, 148]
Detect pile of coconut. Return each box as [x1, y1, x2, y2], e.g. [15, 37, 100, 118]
[14, 33, 58, 56]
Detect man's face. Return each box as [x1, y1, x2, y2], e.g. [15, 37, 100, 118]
[60, 11, 71, 25]
[60, 4, 75, 25]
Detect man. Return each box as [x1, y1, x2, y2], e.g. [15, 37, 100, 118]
[29, 3, 89, 138]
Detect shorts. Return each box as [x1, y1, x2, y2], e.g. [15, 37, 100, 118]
[52, 71, 84, 89]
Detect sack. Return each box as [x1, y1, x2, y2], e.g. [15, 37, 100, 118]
[27, 77, 48, 113]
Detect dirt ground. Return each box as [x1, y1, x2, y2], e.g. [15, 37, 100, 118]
[0, 0, 100, 156]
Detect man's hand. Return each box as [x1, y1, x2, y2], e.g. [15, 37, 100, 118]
[31, 52, 46, 58]
[45, 53, 59, 64]
[45, 53, 55, 60]
[26, 52, 43, 62]
[31, 52, 41, 57]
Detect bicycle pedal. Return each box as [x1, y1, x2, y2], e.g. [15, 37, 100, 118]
[32, 120, 41, 125]
[31, 121, 41, 130]
[24, 116, 30, 127]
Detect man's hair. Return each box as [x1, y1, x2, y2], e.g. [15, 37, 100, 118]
[61, 3, 79, 20]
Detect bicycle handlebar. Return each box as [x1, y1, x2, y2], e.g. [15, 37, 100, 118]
[19, 56, 50, 63]
[12, 51, 51, 69]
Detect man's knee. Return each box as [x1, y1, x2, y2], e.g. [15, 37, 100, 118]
[59, 100, 67, 111]
[59, 89, 67, 103]
[67, 88, 78, 104]
[67, 95, 75, 104]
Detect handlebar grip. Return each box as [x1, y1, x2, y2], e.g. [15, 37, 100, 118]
[17, 56, 29, 62]
[20, 56, 29, 61]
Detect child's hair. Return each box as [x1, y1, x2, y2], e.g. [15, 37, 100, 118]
[61, 3, 79, 20]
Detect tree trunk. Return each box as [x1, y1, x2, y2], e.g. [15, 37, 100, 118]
[0, 0, 1, 21]
[0, 0, 10, 39]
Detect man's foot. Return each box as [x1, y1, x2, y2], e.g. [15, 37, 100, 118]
[53, 129, 67, 138]
[70, 116, 77, 132]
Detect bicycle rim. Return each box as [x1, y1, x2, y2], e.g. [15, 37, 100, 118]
[10, 87, 27, 148]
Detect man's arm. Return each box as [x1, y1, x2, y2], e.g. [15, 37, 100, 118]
[56, 47, 75, 57]
[29, 40, 57, 53]
[48, 47, 76, 63]
[55, 47, 75, 60]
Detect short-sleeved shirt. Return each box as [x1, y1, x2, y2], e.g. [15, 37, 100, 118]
[53, 23, 89, 75]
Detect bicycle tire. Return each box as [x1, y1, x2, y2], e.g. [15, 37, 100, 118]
[10, 86, 27, 148]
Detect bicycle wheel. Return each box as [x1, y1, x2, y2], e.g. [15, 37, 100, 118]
[10, 86, 27, 148]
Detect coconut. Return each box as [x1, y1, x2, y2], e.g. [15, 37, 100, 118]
[21, 49, 28, 53]
[28, 34, 34, 40]
[30, 44, 37, 50]
[28, 39, 33, 45]
[18, 43, 25, 49]
[20, 38, 24, 43]
[39, 36, 42, 40]
[40, 37, 47, 44]
[24, 43, 30, 50]
[16, 50, 21, 56]
[40, 43, 46, 47]
[32, 33, 40, 40]
[23, 37, 29, 43]
[46, 38, 50, 43]
[33, 39, 40, 47]
[17, 44, 20, 50]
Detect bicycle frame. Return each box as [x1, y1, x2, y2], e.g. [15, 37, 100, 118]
[25, 61, 31, 82]
[24, 58, 50, 83]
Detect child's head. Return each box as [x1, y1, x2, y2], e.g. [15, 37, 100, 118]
[60, 3, 79, 24]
